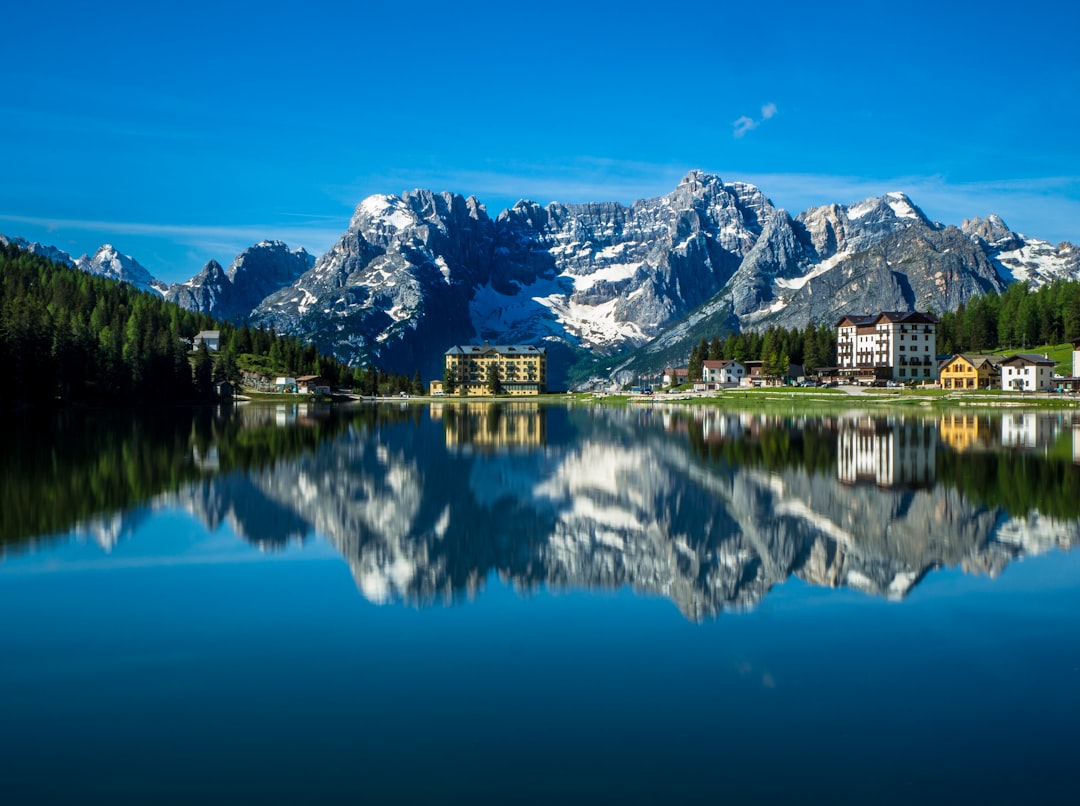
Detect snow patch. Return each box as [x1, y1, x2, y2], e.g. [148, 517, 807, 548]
[359, 194, 414, 231]
[571, 262, 642, 292]
[774, 250, 852, 291]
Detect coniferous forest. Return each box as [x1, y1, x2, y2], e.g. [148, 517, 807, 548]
[0, 244, 423, 408]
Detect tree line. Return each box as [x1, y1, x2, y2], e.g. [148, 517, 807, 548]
[0, 243, 422, 407]
[935, 279, 1080, 354]
[685, 323, 838, 381]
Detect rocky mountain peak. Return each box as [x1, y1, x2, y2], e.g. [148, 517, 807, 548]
[962, 214, 1024, 250]
[76, 244, 167, 295]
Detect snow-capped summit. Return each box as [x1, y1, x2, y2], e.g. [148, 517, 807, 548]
[963, 215, 1080, 286]
[76, 244, 168, 296]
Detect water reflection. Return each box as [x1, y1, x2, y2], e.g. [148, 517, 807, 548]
[5, 403, 1080, 620]
[435, 401, 547, 452]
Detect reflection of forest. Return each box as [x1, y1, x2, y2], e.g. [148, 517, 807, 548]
[7, 404, 1080, 622]
[0, 403, 415, 548]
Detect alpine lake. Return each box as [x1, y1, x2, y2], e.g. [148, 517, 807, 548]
[2, 398, 1079, 805]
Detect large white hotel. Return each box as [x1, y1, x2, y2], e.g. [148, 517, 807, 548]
[836, 311, 938, 383]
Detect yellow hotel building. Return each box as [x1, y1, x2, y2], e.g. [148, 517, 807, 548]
[431, 344, 547, 396]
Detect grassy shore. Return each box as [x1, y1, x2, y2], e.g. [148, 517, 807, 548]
[564, 386, 1080, 411]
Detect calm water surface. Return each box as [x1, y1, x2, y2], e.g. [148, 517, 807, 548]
[2, 402, 1079, 804]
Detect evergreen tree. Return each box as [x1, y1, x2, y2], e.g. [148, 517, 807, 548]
[687, 337, 706, 382]
[193, 341, 213, 399]
[486, 362, 503, 395]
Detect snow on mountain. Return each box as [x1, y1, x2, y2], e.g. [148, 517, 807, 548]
[165, 239, 314, 319]
[0, 234, 77, 267]
[75, 244, 169, 296]
[7, 171, 1080, 386]
[963, 215, 1080, 285]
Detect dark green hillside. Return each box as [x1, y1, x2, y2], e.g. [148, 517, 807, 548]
[0, 243, 390, 406]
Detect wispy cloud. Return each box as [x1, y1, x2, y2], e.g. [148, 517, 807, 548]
[733, 103, 778, 139]
[0, 212, 344, 262]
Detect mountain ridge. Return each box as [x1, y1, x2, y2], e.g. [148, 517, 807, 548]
[5, 172, 1078, 386]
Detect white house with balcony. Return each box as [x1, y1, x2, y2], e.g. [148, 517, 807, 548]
[836, 312, 937, 383]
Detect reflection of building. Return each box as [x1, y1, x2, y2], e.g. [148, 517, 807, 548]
[699, 411, 750, 443]
[443, 403, 546, 450]
[939, 354, 1003, 390]
[838, 417, 936, 487]
[836, 312, 937, 383]
[938, 413, 990, 452]
[1000, 412, 1060, 449]
[1000, 354, 1055, 392]
[433, 344, 547, 396]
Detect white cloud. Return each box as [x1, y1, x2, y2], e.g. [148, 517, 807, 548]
[733, 103, 778, 138]
[0, 213, 343, 263]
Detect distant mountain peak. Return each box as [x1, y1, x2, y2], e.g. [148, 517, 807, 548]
[76, 243, 167, 296]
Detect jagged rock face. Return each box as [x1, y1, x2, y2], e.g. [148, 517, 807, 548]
[163, 240, 313, 320]
[164, 260, 229, 314]
[963, 214, 1024, 252]
[249, 190, 496, 380]
[753, 222, 1008, 328]
[75, 244, 168, 295]
[240, 172, 781, 381]
[724, 209, 808, 317]
[224, 240, 314, 316]
[963, 215, 1080, 286]
[477, 171, 774, 351]
[8, 174, 1080, 385]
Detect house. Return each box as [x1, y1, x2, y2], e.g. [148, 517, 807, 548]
[442, 344, 547, 396]
[701, 359, 745, 388]
[1000, 354, 1055, 392]
[213, 380, 235, 400]
[274, 376, 297, 393]
[296, 375, 331, 395]
[662, 367, 690, 387]
[836, 311, 938, 383]
[740, 360, 767, 386]
[193, 330, 220, 351]
[938, 354, 1003, 390]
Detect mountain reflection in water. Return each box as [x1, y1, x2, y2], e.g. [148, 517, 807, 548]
[4, 402, 1080, 620]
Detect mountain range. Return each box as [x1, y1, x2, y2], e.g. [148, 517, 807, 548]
[5, 170, 1079, 387]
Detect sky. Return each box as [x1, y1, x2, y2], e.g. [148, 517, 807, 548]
[2, 0, 1078, 285]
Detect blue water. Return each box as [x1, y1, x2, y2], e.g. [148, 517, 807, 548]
[2, 405, 1079, 804]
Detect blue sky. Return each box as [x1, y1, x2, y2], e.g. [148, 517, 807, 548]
[2, 0, 1077, 285]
